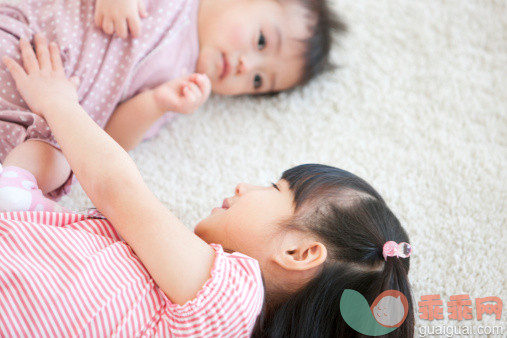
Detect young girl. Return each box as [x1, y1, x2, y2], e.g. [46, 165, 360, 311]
[0, 0, 346, 209]
[1, 39, 413, 337]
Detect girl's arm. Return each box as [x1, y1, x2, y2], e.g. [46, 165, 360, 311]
[3, 35, 215, 305]
[105, 74, 212, 151]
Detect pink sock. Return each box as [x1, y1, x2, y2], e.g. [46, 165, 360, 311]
[0, 164, 70, 212]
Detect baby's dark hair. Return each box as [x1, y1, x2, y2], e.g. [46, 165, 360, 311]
[292, 0, 347, 86]
[252, 164, 414, 337]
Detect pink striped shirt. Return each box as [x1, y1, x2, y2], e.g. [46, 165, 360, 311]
[0, 211, 264, 337]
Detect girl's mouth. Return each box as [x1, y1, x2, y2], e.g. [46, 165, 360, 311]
[210, 198, 230, 214]
[221, 198, 230, 209]
[219, 53, 230, 80]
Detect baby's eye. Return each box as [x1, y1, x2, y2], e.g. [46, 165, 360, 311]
[257, 31, 266, 50]
[253, 74, 262, 89]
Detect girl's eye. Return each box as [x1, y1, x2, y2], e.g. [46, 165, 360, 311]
[257, 31, 266, 50]
[253, 74, 262, 89]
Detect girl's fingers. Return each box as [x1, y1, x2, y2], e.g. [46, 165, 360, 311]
[4, 38, 69, 86]
[2, 55, 27, 82]
[34, 34, 51, 70]
[48, 42, 63, 72]
[69, 76, 80, 89]
[19, 38, 39, 74]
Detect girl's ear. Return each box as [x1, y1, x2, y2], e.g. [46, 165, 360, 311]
[272, 236, 327, 272]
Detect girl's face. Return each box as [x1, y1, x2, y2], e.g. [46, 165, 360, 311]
[197, 0, 312, 95]
[194, 180, 295, 262]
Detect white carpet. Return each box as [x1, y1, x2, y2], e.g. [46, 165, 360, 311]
[60, 0, 507, 335]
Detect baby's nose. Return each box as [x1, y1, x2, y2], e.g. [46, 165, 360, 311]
[236, 56, 249, 75]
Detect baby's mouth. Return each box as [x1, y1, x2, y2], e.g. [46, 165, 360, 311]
[219, 53, 230, 80]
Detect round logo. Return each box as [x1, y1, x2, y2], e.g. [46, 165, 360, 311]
[370, 290, 409, 328]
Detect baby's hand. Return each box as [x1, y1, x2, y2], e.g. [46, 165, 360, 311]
[152, 74, 212, 115]
[2, 35, 80, 117]
[94, 0, 148, 39]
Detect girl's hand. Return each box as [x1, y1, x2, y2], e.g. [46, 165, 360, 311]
[2, 34, 80, 118]
[152, 73, 212, 115]
[94, 0, 148, 39]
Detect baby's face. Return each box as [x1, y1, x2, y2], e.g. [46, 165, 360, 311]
[197, 0, 312, 95]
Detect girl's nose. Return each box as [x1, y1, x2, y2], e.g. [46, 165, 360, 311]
[235, 183, 255, 196]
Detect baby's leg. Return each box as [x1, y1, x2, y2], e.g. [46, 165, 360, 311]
[4, 139, 70, 194]
[0, 140, 71, 212]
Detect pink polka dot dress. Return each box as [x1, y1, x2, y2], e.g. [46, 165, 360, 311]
[0, 0, 200, 198]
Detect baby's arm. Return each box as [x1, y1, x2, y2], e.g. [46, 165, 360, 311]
[105, 90, 164, 151]
[94, 0, 148, 38]
[3, 35, 215, 305]
[105, 74, 211, 151]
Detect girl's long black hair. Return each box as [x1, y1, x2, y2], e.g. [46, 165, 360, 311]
[251, 164, 414, 337]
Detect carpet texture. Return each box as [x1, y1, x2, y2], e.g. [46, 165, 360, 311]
[60, 0, 506, 335]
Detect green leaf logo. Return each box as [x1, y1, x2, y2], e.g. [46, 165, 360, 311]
[340, 289, 409, 336]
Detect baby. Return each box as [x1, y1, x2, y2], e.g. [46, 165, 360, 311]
[0, 0, 346, 211]
[1, 38, 414, 336]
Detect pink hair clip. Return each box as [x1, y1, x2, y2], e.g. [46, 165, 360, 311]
[383, 241, 412, 261]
